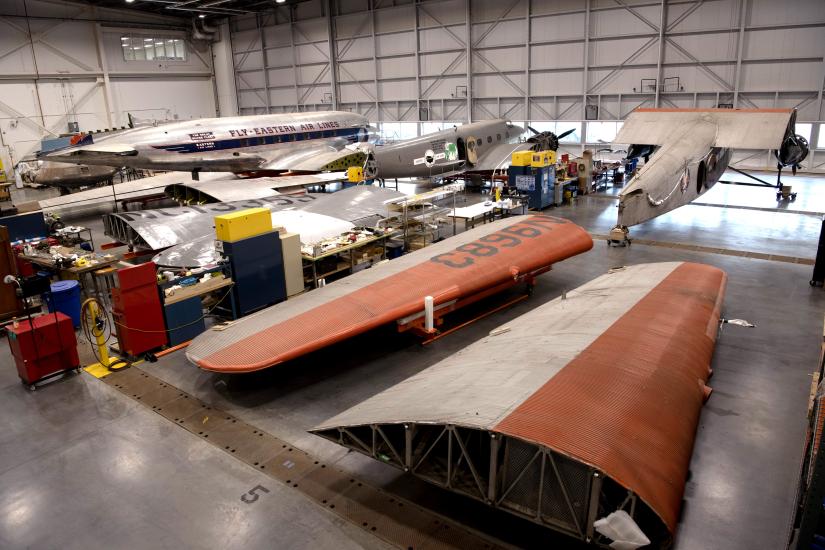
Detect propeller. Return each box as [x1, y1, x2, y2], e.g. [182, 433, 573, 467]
[557, 128, 576, 140]
[525, 126, 576, 151]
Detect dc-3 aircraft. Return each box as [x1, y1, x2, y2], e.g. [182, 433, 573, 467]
[372, 119, 555, 179]
[612, 108, 809, 230]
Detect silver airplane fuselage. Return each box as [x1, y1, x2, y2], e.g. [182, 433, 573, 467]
[46, 112, 372, 172]
[618, 120, 732, 227]
[374, 120, 524, 179]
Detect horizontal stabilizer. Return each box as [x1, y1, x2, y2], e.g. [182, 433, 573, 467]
[47, 143, 138, 157]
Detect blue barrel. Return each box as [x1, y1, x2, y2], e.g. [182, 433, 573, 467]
[45, 280, 81, 328]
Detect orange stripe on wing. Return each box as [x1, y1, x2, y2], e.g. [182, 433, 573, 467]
[494, 262, 727, 533]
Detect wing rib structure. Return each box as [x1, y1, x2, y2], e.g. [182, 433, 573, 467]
[313, 262, 727, 546]
[186, 215, 594, 372]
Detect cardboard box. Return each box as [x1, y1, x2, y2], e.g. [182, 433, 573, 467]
[280, 231, 304, 297]
[214, 207, 272, 243]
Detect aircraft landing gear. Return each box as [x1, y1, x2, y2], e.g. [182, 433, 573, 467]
[607, 225, 631, 247]
[775, 164, 798, 201]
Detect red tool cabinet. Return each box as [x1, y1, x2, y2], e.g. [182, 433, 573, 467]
[111, 262, 167, 356]
[7, 312, 79, 387]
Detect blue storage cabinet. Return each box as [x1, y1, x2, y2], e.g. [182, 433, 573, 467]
[220, 230, 286, 318]
[164, 296, 206, 346]
[509, 166, 556, 209]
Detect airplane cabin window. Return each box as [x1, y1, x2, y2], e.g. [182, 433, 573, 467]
[496, 134, 501, 141]
[487, 136, 492, 143]
[476, 138, 482, 146]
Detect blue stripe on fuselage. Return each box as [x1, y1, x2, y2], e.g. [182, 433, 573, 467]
[150, 127, 366, 154]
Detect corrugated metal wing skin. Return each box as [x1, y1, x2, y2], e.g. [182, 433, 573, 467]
[311, 262, 727, 542]
[494, 262, 726, 533]
[187, 215, 593, 373]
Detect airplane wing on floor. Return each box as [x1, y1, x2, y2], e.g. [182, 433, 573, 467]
[164, 172, 351, 203]
[102, 186, 403, 266]
[185, 215, 593, 372]
[312, 262, 727, 546]
[613, 108, 794, 149]
[470, 142, 532, 172]
[38, 171, 239, 218]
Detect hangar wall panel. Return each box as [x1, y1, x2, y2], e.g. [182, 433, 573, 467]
[223, 0, 823, 171]
[0, 0, 217, 169]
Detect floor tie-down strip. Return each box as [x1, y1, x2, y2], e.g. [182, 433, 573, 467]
[591, 234, 816, 265]
[101, 366, 504, 550]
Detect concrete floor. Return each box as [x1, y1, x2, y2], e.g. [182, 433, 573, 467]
[0, 173, 824, 549]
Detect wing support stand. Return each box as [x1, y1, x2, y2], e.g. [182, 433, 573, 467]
[607, 225, 631, 247]
[723, 166, 797, 201]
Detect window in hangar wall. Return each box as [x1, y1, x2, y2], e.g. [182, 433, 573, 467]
[586, 121, 623, 144]
[122, 35, 186, 61]
[379, 122, 419, 142]
[793, 123, 811, 144]
[525, 122, 582, 143]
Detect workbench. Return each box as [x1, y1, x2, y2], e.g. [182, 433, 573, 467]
[18, 249, 121, 296]
[162, 275, 233, 345]
[449, 200, 526, 230]
[303, 231, 394, 289]
[163, 274, 233, 305]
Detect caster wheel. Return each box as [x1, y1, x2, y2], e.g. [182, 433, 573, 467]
[28, 384, 36, 391]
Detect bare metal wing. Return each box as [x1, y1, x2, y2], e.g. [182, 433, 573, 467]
[165, 172, 351, 203]
[152, 212, 351, 268]
[38, 171, 238, 218]
[613, 108, 794, 149]
[102, 186, 403, 267]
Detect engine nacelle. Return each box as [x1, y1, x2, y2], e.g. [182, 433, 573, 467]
[774, 134, 809, 174]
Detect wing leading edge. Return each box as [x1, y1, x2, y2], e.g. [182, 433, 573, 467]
[186, 215, 594, 373]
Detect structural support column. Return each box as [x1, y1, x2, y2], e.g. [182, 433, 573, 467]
[93, 23, 115, 127]
[465, 0, 472, 123]
[581, 0, 590, 121]
[524, 0, 530, 122]
[732, 0, 748, 107]
[654, 0, 667, 108]
[256, 14, 272, 114]
[326, 0, 339, 110]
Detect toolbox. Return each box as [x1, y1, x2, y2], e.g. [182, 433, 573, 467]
[214, 208, 272, 243]
[6, 312, 79, 386]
